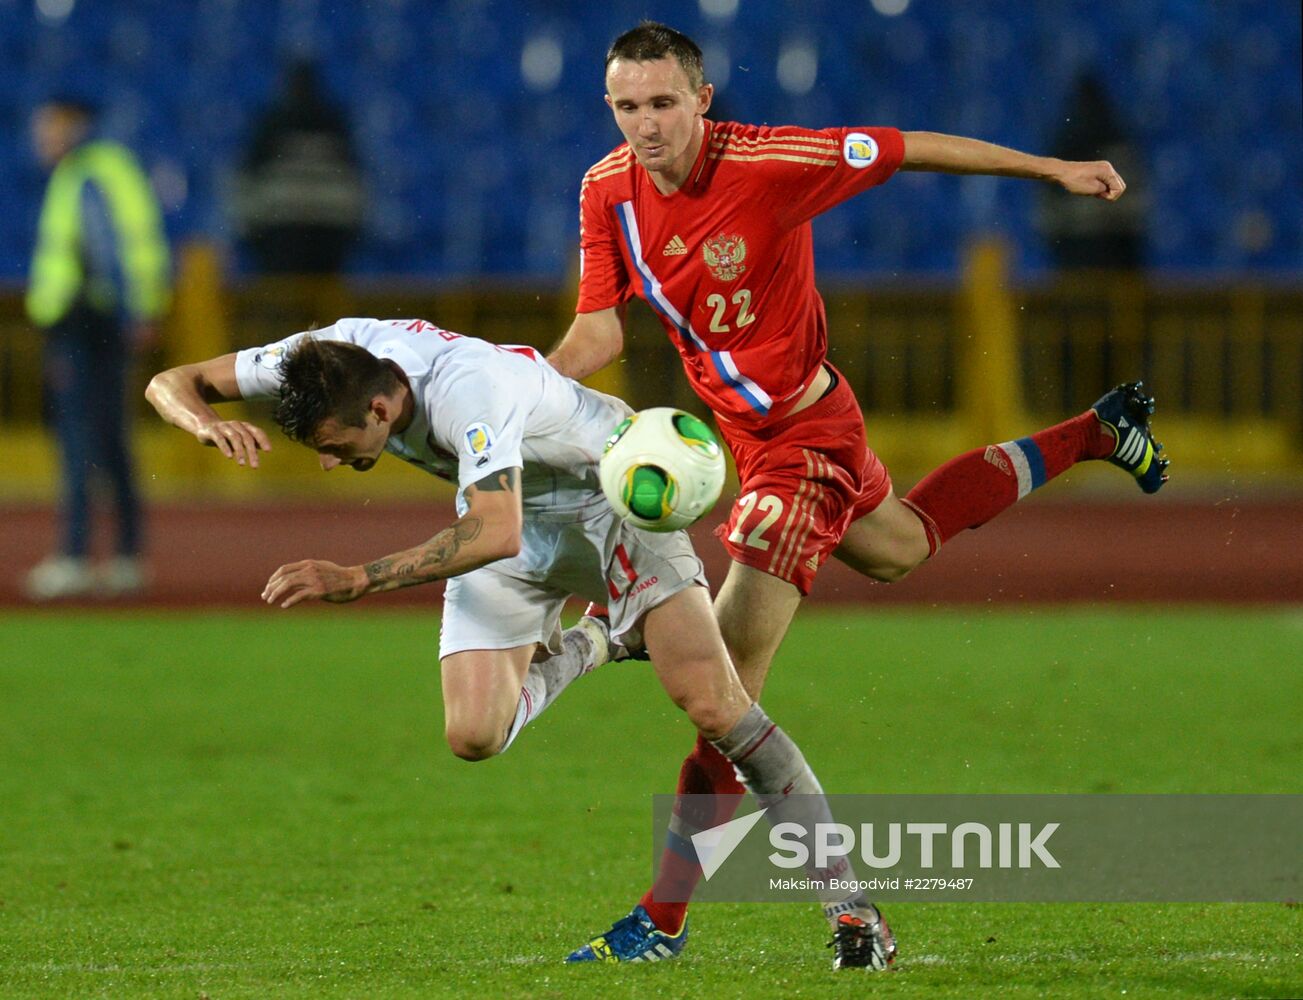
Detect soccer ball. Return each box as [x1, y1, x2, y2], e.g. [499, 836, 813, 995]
[599, 407, 726, 532]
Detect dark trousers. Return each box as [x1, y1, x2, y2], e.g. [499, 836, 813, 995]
[42, 307, 140, 558]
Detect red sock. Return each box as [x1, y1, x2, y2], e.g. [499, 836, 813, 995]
[639, 734, 746, 934]
[904, 410, 1112, 554]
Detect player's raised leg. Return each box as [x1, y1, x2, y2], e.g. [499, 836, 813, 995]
[837, 381, 1170, 578]
[438, 558, 617, 760]
[439, 645, 535, 761]
[527, 617, 615, 722]
[832, 491, 932, 580]
[440, 622, 608, 760]
[1090, 381, 1170, 494]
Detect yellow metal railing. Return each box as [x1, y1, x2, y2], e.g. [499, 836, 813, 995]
[1, 238, 1299, 499]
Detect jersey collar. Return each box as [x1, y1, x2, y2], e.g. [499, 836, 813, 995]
[646, 118, 714, 198]
[686, 117, 715, 192]
[386, 385, 431, 462]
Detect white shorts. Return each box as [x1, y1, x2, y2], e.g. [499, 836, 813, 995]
[438, 507, 707, 660]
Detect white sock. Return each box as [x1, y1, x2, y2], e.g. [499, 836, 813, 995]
[499, 625, 603, 753]
[710, 703, 869, 922]
[500, 673, 546, 753]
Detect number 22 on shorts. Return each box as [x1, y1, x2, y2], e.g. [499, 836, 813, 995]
[726, 491, 784, 550]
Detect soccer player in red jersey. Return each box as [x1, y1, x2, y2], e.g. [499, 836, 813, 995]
[552, 21, 1169, 968]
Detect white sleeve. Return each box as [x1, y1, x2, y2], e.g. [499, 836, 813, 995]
[232, 319, 416, 399]
[232, 328, 323, 400]
[430, 362, 529, 492]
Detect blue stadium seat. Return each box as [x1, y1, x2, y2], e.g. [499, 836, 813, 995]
[0, 0, 1298, 279]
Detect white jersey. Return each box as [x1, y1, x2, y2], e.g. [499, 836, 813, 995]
[233, 318, 631, 517]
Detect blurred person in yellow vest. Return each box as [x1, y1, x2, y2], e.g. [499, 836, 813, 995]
[24, 96, 171, 600]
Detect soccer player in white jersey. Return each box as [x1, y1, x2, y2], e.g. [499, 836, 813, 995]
[145, 317, 897, 969]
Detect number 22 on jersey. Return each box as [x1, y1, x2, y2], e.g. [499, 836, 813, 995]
[705, 289, 756, 334]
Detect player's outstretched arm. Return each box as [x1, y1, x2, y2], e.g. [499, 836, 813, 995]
[145, 354, 273, 467]
[900, 131, 1126, 201]
[546, 306, 625, 381]
[261, 467, 525, 609]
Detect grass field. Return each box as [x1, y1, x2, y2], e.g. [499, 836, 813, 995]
[1, 607, 1300, 998]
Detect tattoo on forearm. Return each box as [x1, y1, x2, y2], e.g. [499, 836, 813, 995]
[358, 466, 516, 593]
[419, 518, 483, 570]
[362, 517, 485, 592]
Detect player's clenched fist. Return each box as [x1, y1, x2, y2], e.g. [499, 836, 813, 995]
[1056, 159, 1126, 201]
[262, 559, 368, 608]
[197, 418, 272, 468]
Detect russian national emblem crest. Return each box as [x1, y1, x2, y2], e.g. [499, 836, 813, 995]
[702, 233, 747, 281]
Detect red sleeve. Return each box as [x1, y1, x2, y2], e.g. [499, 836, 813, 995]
[767, 125, 904, 230]
[575, 177, 633, 314]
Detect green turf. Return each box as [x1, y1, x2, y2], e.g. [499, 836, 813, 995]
[0, 607, 1299, 998]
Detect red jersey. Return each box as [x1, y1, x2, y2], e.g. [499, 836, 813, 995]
[577, 120, 904, 430]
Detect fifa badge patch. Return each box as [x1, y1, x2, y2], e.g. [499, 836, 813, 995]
[253, 344, 287, 370]
[843, 132, 879, 169]
[465, 422, 495, 458]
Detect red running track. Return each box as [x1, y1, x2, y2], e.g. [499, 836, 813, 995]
[1, 497, 1300, 608]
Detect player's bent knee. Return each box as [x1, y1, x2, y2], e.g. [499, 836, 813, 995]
[868, 558, 919, 584]
[445, 726, 503, 762]
[839, 541, 928, 583]
[678, 691, 745, 741]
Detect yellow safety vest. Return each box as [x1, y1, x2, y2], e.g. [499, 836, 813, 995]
[26, 140, 171, 328]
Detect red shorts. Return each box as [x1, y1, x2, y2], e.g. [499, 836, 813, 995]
[713, 366, 892, 595]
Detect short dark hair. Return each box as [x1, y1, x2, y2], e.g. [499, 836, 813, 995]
[40, 94, 98, 121]
[606, 21, 706, 90]
[273, 337, 401, 443]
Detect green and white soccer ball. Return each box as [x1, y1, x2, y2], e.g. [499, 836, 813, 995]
[600, 407, 726, 532]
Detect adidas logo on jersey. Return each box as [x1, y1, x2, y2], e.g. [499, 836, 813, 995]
[663, 235, 688, 256]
